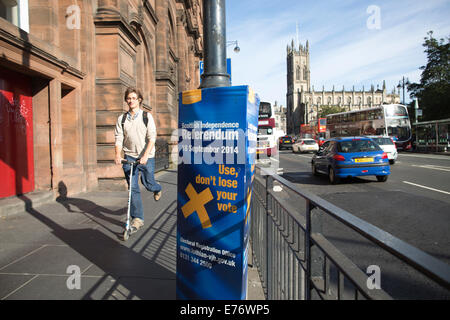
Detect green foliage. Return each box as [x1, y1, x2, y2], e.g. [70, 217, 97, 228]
[318, 105, 346, 118]
[408, 31, 450, 121]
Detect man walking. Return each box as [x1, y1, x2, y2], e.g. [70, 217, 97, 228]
[114, 87, 162, 232]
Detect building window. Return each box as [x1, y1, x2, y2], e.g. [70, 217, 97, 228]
[296, 66, 300, 81]
[0, 0, 29, 32]
[303, 66, 307, 80]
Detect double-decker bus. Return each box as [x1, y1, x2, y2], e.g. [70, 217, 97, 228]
[257, 101, 277, 160]
[312, 118, 327, 146]
[300, 123, 314, 139]
[326, 104, 412, 150]
[300, 118, 327, 145]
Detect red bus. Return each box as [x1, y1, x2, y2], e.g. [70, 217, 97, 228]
[313, 118, 327, 146]
[300, 118, 327, 146]
[257, 102, 277, 160]
[300, 123, 314, 139]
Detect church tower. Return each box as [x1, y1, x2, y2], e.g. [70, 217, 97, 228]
[286, 39, 310, 135]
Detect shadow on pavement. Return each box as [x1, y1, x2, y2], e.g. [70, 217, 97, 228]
[19, 192, 177, 300]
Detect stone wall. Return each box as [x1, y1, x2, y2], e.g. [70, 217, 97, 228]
[0, 0, 204, 198]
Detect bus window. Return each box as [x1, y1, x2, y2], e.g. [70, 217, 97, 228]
[375, 109, 383, 119]
[386, 105, 408, 117]
[343, 114, 348, 122]
[375, 127, 385, 135]
[360, 111, 367, 121]
[349, 113, 355, 122]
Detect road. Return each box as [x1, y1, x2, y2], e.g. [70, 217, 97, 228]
[274, 150, 450, 299]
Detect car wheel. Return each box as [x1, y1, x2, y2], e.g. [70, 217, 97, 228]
[389, 159, 395, 165]
[328, 167, 339, 184]
[376, 175, 388, 182]
[312, 163, 319, 176]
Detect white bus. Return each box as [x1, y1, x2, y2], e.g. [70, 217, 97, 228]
[326, 104, 412, 150]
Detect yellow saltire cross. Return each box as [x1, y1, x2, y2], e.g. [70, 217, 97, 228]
[181, 183, 214, 229]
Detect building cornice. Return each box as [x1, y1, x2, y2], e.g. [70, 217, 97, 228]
[94, 13, 141, 47]
[0, 27, 84, 79]
[155, 70, 177, 88]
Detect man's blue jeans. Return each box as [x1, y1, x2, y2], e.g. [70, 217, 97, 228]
[123, 155, 162, 221]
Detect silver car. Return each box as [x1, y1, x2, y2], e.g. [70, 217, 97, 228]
[367, 136, 398, 164]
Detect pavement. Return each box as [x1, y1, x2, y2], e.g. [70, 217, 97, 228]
[0, 169, 265, 300]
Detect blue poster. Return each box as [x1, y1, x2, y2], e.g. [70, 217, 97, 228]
[176, 85, 259, 300]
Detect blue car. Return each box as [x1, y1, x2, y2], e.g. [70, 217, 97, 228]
[311, 137, 390, 184]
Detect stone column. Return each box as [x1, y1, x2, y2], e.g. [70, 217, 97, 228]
[49, 79, 63, 192]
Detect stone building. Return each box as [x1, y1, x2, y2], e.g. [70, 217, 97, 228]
[0, 0, 203, 199]
[273, 101, 287, 136]
[286, 40, 400, 135]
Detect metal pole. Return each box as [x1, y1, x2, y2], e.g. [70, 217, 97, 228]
[200, 0, 230, 88]
[402, 77, 405, 105]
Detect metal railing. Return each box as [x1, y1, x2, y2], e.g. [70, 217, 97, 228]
[249, 166, 450, 300]
[155, 138, 169, 172]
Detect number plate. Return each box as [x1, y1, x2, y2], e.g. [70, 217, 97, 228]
[354, 158, 373, 163]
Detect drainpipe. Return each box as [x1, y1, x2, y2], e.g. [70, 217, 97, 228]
[200, 0, 230, 88]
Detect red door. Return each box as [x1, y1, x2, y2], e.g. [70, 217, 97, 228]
[0, 68, 34, 198]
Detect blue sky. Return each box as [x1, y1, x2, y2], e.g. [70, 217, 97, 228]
[225, 0, 450, 106]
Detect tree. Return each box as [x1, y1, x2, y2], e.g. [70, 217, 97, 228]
[318, 105, 346, 118]
[408, 31, 450, 121]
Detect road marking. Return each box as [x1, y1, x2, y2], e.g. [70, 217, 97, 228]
[296, 154, 313, 159]
[0, 245, 47, 272]
[1, 275, 39, 300]
[411, 165, 450, 172]
[400, 153, 450, 160]
[403, 181, 450, 195]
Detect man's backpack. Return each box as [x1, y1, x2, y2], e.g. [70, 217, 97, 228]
[121, 111, 148, 131]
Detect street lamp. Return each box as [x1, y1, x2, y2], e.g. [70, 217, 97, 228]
[227, 40, 240, 53]
[397, 76, 410, 105]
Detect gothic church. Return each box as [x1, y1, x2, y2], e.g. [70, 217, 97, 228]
[286, 40, 400, 135]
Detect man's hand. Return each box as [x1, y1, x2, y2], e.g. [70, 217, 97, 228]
[115, 146, 123, 165]
[115, 154, 123, 165]
[139, 153, 149, 165]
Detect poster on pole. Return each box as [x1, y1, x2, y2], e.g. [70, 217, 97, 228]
[176, 85, 259, 299]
